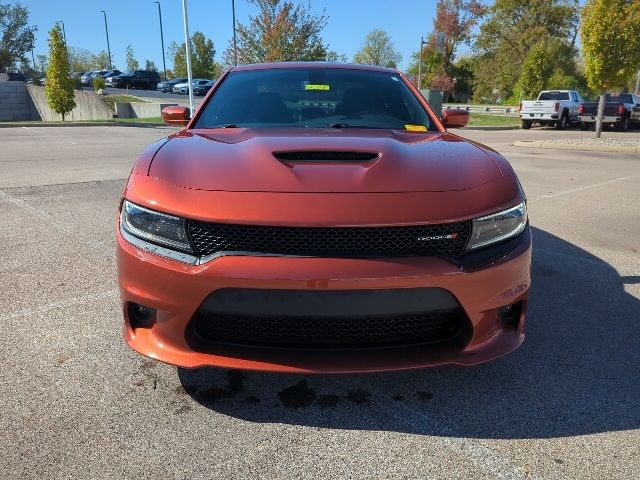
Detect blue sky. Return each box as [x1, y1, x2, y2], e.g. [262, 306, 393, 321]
[24, 0, 448, 72]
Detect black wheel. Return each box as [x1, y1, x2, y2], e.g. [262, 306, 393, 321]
[555, 112, 568, 130]
[521, 120, 532, 130]
[580, 122, 589, 131]
[617, 116, 630, 132]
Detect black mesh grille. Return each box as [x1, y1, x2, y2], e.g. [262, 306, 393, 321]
[191, 309, 465, 348]
[274, 151, 379, 162]
[188, 221, 471, 258]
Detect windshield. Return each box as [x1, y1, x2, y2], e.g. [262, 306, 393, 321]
[538, 91, 570, 101]
[606, 93, 633, 103]
[194, 67, 433, 130]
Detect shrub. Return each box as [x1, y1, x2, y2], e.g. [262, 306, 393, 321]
[93, 76, 105, 91]
[71, 76, 82, 90]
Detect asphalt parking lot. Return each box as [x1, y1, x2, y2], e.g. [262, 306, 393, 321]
[1, 125, 638, 479]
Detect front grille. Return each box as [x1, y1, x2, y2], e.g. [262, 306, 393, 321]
[190, 309, 465, 348]
[188, 220, 471, 258]
[273, 151, 379, 162]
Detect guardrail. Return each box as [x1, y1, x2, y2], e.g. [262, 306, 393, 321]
[443, 104, 518, 115]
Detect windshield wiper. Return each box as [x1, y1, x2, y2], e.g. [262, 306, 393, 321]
[221, 124, 240, 128]
[324, 123, 387, 129]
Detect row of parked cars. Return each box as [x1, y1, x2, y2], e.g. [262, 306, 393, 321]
[519, 90, 640, 131]
[156, 77, 216, 96]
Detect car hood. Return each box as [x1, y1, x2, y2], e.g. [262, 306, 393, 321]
[147, 128, 505, 193]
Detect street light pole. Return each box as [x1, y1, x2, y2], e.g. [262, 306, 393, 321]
[155, 1, 167, 81]
[417, 36, 427, 92]
[181, 0, 194, 115]
[57, 20, 71, 71]
[232, 0, 238, 66]
[100, 11, 112, 69]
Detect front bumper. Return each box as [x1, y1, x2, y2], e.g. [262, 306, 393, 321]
[117, 224, 531, 373]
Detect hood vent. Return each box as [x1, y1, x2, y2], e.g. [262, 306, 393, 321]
[273, 151, 379, 162]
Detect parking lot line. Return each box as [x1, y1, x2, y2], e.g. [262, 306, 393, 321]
[0, 289, 118, 323]
[391, 404, 543, 480]
[0, 188, 112, 255]
[530, 173, 640, 202]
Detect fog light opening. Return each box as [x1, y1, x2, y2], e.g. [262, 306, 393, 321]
[128, 302, 157, 329]
[500, 302, 522, 329]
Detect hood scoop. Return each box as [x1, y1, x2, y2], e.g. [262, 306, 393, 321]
[273, 151, 379, 163]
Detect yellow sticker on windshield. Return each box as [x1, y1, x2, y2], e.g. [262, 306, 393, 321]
[305, 84, 330, 91]
[405, 124, 428, 131]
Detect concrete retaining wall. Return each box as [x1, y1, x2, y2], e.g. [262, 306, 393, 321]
[0, 81, 31, 121]
[26, 85, 114, 121]
[114, 102, 177, 118]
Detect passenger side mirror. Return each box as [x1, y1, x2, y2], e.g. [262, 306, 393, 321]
[162, 106, 190, 126]
[441, 109, 470, 129]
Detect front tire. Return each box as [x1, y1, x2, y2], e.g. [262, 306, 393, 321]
[617, 116, 630, 132]
[521, 120, 532, 130]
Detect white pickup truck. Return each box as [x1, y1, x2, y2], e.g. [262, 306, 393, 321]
[519, 90, 584, 129]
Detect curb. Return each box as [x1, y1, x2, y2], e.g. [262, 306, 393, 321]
[513, 140, 640, 153]
[0, 121, 170, 129]
[462, 126, 521, 131]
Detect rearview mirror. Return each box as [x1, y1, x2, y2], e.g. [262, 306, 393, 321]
[162, 106, 190, 126]
[441, 108, 470, 129]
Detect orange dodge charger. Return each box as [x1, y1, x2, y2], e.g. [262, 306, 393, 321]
[117, 62, 531, 373]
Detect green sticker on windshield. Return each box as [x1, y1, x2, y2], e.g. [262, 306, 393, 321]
[305, 84, 330, 91]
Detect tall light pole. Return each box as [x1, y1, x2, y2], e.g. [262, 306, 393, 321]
[181, 0, 194, 115]
[155, 1, 167, 80]
[232, 0, 238, 66]
[417, 36, 427, 92]
[100, 11, 112, 69]
[57, 20, 71, 71]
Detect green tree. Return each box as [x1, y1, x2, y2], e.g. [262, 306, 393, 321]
[169, 41, 186, 77]
[144, 59, 157, 71]
[472, 0, 579, 102]
[191, 31, 218, 78]
[44, 24, 75, 121]
[36, 53, 47, 75]
[511, 42, 554, 101]
[352, 29, 401, 68]
[125, 45, 139, 71]
[581, 0, 640, 137]
[0, 2, 37, 71]
[169, 32, 220, 78]
[222, 0, 328, 66]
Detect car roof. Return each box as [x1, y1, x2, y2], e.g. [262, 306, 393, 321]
[230, 61, 399, 74]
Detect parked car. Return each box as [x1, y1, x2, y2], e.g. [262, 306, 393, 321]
[81, 70, 108, 86]
[519, 90, 584, 129]
[7, 72, 26, 82]
[108, 70, 160, 90]
[157, 77, 187, 93]
[117, 62, 530, 373]
[172, 79, 209, 94]
[101, 69, 121, 79]
[578, 92, 640, 131]
[194, 79, 215, 96]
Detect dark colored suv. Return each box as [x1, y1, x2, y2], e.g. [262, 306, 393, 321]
[109, 70, 160, 90]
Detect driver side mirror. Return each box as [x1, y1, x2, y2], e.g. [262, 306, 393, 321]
[441, 108, 470, 129]
[162, 106, 190, 126]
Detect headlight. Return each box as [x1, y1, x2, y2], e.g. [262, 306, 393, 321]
[120, 200, 193, 253]
[466, 202, 527, 250]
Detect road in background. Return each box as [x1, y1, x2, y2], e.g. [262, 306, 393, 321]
[84, 86, 205, 108]
[0, 126, 638, 479]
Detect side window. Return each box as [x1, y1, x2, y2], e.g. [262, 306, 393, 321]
[570, 92, 577, 102]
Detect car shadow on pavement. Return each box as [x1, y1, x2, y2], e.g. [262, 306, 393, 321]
[177, 227, 639, 439]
